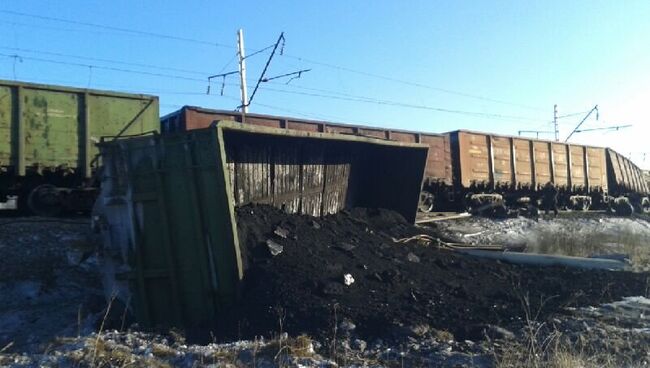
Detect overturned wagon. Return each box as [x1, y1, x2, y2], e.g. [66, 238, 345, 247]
[161, 106, 453, 211]
[94, 121, 428, 327]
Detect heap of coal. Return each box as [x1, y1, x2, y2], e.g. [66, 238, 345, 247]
[228, 204, 648, 342]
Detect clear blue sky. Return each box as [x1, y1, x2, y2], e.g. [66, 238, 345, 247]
[1, 1, 649, 167]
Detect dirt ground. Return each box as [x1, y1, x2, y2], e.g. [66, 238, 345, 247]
[2, 208, 650, 367]
[0, 217, 104, 354]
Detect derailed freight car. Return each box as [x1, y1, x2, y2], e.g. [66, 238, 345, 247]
[94, 121, 428, 327]
[162, 106, 649, 214]
[0, 80, 159, 214]
[161, 106, 454, 211]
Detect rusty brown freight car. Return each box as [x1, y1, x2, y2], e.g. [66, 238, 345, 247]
[446, 130, 613, 211]
[607, 149, 649, 195]
[161, 106, 453, 207]
[447, 130, 608, 192]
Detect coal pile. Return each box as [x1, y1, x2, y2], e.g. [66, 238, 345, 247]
[228, 204, 650, 343]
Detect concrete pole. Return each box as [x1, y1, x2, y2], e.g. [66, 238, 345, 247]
[237, 29, 249, 114]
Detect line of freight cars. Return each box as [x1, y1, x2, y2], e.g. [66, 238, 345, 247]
[162, 106, 650, 214]
[0, 79, 159, 215]
[1, 79, 648, 216]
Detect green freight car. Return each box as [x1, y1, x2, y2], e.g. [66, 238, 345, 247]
[0, 79, 159, 215]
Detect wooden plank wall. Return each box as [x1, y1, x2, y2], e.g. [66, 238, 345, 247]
[225, 136, 351, 216]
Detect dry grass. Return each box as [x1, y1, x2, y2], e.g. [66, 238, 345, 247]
[63, 336, 173, 368]
[494, 285, 646, 368]
[527, 218, 650, 270]
[493, 333, 642, 368]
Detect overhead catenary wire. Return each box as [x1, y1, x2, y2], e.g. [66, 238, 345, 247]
[0, 46, 213, 76]
[278, 54, 548, 112]
[253, 85, 550, 122]
[0, 52, 205, 82]
[0, 10, 232, 48]
[0, 45, 571, 120]
[0, 10, 547, 112]
[0, 52, 552, 123]
[0, 45, 584, 123]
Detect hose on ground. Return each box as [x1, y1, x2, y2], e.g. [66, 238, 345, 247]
[393, 234, 505, 251]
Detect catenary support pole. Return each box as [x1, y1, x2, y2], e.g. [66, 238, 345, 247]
[237, 29, 249, 114]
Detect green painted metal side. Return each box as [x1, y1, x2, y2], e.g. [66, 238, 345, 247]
[0, 79, 159, 177]
[98, 128, 241, 328]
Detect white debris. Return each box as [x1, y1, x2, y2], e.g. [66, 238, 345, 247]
[266, 239, 284, 256]
[274, 226, 290, 239]
[343, 273, 355, 286]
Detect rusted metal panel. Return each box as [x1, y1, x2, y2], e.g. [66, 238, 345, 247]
[420, 134, 452, 184]
[358, 128, 386, 139]
[569, 145, 586, 188]
[287, 120, 321, 132]
[607, 149, 649, 195]
[587, 147, 608, 192]
[513, 138, 533, 187]
[608, 150, 624, 187]
[325, 125, 356, 135]
[619, 154, 633, 191]
[631, 159, 644, 193]
[244, 116, 283, 129]
[455, 132, 490, 187]
[533, 141, 552, 186]
[442, 134, 453, 185]
[625, 157, 638, 192]
[390, 131, 418, 143]
[551, 143, 569, 187]
[490, 135, 513, 185]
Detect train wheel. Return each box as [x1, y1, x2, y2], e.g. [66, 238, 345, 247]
[418, 191, 435, 213]
[642, 198, 650, 214]
[28, 184, 63, 217]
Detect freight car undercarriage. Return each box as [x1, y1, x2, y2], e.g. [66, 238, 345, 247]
[420, 180, 650, 216]
[0, 169, 97, 216]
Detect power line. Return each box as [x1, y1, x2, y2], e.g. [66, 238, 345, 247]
[0, 10, 547, 112]
[557, 110, 589, 119]
[0, 52, 205, 82]
[254, 85, 549, 122]
[0, 46, 212, 76]
[278, 54, 547, 112]
[0, 52, 549, 123]
[0, 10, 232, 48]
[0, 45, 549, 118]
